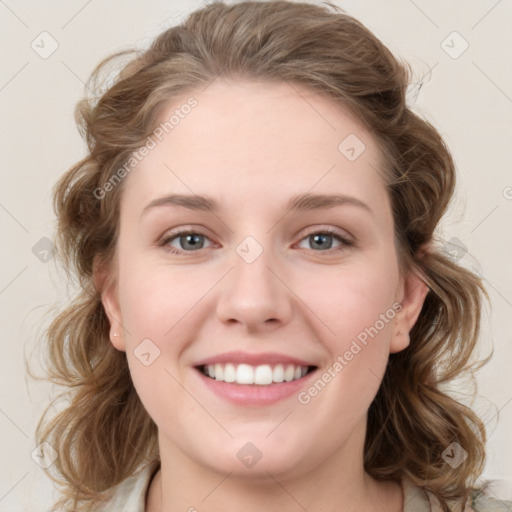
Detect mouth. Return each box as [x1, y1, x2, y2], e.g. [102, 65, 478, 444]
[195, 363, 318, 386]
[192, 351, 320, 405]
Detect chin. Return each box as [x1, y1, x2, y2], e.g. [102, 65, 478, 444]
[198, 435, 314, 479]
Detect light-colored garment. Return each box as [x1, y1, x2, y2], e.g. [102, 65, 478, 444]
[101, 460, 512, 511]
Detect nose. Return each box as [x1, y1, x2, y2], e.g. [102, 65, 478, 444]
[215, 242, 293, 333]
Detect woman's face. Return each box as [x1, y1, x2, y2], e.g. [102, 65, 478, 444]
[101, 79, 427, 478]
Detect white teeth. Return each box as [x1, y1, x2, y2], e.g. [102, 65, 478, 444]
[214, 364, 224, 381]
[254, 365, 273, 385]
[283, 365, 295, 382]
[273, 364, 284, 383]
[202, 363, 311, 385]
[236, 364, 254, 384]
[224, 363, 236, 382]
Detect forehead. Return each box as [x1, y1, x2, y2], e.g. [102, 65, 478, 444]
[121, 79, 390, 218]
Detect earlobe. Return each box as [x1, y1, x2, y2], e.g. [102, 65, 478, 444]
[390, 266, 429, 354]
[102, 284, 126, 352]
[93, 255, 126, 352]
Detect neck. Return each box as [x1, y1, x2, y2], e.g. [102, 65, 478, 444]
[146, 422, 403, 512]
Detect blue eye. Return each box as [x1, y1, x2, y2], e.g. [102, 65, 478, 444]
[298, 230, 349, 251]
[159, 227, 352, 255]
[162, 232, 212, 253]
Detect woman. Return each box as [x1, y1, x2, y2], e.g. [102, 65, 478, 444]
[33, 1, 510, 510]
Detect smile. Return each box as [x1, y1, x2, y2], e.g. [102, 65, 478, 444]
[198, 363, 316, 385]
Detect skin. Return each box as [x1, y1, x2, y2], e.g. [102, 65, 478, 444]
[98, 79, 428, 512]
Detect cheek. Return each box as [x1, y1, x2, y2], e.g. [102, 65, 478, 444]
[306, 256, 399, 399]
[117, 267, 194, 425]
[117, 261, 206, 342]
[307, 258, 399, 345]
[116, 263, 211, 406]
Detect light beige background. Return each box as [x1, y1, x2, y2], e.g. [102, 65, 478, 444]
[0, 0, 511, 510]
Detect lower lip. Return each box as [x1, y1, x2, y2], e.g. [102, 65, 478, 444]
[195, 368, 317, 406]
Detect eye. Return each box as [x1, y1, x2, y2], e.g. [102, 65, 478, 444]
[296, 227, 353, 253]
[160, 231, 214, 254]
[159, 227, 352, 255]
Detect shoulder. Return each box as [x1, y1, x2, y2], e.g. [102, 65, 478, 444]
[401, 478, 434, 511]
[401, 478, 512, 512]
[96, 460, 161, 512]
[468, 481, 512, 512]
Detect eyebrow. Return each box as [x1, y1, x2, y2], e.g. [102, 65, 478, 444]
[140, 192, 373, 218]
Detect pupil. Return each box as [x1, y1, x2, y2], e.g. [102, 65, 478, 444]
[182, 234, 202, 250]
[312, 234, 331, 250]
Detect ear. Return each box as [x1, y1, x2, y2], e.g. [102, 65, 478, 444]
[93, 254, 126, 352]
[390, 259, 429, 354]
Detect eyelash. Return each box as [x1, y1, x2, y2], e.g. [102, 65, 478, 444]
[158, 227, 354, 256]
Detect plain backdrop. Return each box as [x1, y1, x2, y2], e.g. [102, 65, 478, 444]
[0, 0, 511, 510]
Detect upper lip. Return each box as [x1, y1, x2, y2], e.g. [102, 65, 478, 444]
[194, 351, 317, 368]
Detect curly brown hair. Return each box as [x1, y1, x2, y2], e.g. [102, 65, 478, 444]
[30, 1, 490, 511]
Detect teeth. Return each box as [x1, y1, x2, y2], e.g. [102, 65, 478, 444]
[236, 364, 254, 384]
[273, 364, 284, 383]
[214, 364, 224, 381]
[284, 365, 295, 382]
[254, 365, 273, 385]
[224, 363, 236, 383]
[203, 363, 311, 385]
